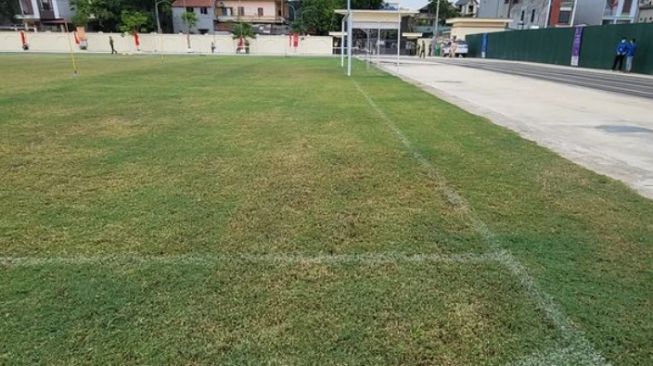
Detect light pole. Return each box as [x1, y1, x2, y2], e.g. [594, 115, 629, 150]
[155, 0, 170, 33]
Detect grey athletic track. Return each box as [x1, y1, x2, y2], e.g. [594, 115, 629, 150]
[378, 57, 653, 99]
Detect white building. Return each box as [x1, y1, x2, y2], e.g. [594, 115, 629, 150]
[455, 0, 480, 17]
[478, 0, 638, 28]
[16, 0, 72, 29]
[640, 0, 653, 22]
[172, 0, 216, 34]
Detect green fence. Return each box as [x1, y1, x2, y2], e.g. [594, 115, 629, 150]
[466, 23, 653, 74]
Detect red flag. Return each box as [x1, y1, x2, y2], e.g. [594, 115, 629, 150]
[133, 32, 140, 47]
[292, 33, 299, 48]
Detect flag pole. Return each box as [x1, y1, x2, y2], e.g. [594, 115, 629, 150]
[63, 22, 79, 75]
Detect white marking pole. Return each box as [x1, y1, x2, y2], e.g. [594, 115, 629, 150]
[341, 18, 345, 67]
[347, 0, 352, 77]
[396, 5, 400, 68]
[377, 28, 381, 58]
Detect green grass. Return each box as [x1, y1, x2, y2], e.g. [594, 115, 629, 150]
[1, 54, 652, 365]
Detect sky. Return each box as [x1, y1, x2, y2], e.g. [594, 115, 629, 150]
[399, 0, 430, 10]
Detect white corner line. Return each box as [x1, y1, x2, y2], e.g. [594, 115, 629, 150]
[352, 79, 611, 366]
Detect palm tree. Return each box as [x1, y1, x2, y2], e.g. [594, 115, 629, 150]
[231, 22, 256, 53]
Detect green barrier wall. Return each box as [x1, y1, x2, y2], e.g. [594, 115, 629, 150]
[466, 23, 653, 74]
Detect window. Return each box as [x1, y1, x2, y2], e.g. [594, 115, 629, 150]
[258, 7, 264, 16]
[200, 7, 208, 14]
[558, 9, 571, 24]
[20, 0, 34, 15]
[40, 0, 52, 11]
[238, 6, 244, 16]
[531, 9, 536, 22]
[468, 5, 474, 13]
[520, 10, 525, 21]
[186, 7, 194, 12]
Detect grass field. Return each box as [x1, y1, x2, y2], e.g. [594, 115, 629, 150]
[1, 54, 652, 365]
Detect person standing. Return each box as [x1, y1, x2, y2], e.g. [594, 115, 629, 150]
[612, 37, 628, 71]
[109, 36, 117, 54]
[625, 38, 637, 73]
[420, 40, 426, 58]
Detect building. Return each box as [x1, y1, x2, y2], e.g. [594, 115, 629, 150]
[640, 0, 653, 22]
[16, 0, 72, 30]
[478, 0, 637, 28]
[446, 17, 512, 39]
[172, 0, 216, 34]
[455, 0, 480, 17]
[172, 0, 287, 34]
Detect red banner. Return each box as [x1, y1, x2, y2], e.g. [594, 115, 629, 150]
[292, 33, 299, 48]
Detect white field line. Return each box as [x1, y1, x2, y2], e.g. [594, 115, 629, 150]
[0, 252, 499, 267]
[353, 80, 610, 366]
[510, 345, 608, 366]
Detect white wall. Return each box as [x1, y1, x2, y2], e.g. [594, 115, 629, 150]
[0, 31, 333, 56]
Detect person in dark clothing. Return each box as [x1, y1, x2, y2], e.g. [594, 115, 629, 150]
[109, 36, 117, 54]
[419, 40, 426, 58]
[612, 37, 628, 71]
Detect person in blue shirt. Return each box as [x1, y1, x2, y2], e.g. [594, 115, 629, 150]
[612, 37, 628, 71]
[625, 38, 637, 73]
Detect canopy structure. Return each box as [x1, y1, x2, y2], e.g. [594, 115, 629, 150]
[335, 9, 418, 76]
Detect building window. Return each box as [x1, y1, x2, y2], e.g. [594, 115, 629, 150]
[468, 5, 474, 13]
[258, 7, 264, 16]
[20, 0, 34, 15]
[186, 7, 194, 12]
[200, 7, 208, 14]
[520, 10, 525, 21]
[558, 10, 571, 24]
[238, 6, 244, 16]
[40, 0, 52, 11]
[531, 9, 536, 22]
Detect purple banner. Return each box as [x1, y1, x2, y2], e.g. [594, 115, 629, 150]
[571, 26, 584, 67]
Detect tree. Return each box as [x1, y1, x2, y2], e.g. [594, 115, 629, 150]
[180, 11, 198, 49]
[119, 10, 149, 34]
[0, 0, 20, 25]
[70, 0, 165, 32]
[425, 0, 460, 26]
[294, 0, 384, 36]
[72, 12, 90, 27]
[231, 22, 256, 52]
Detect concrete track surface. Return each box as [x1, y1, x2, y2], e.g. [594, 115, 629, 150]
[370, 57, 653, 199]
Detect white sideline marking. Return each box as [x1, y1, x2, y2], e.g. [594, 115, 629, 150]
[353, 80, 610, 366]
[510, 345, 608, 366]
[0, 252, 498, 267]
